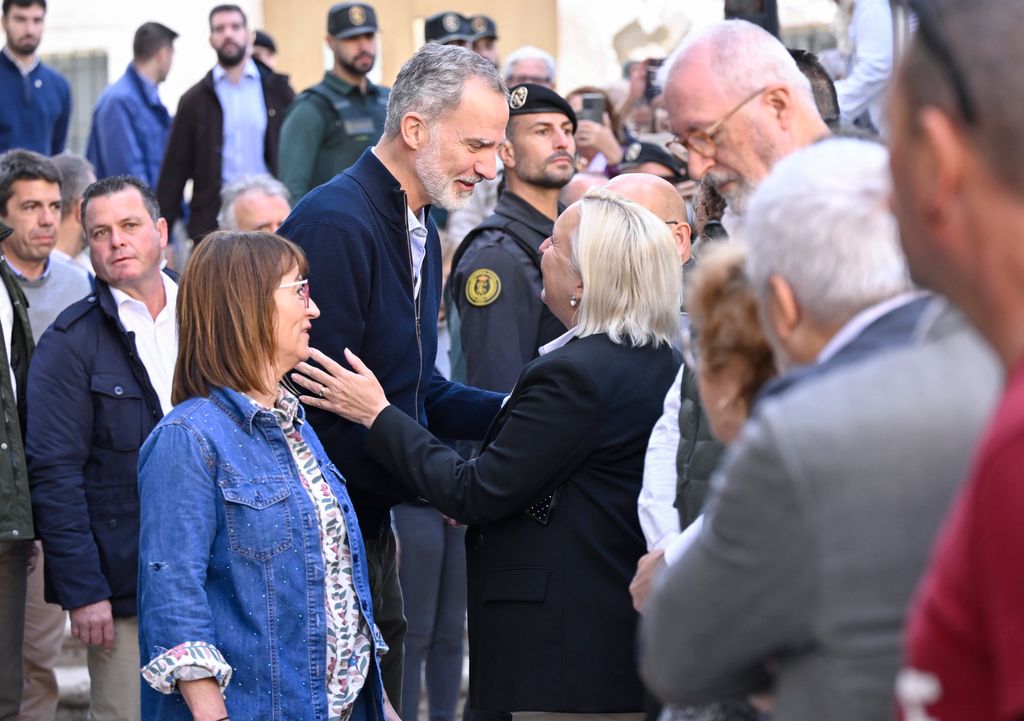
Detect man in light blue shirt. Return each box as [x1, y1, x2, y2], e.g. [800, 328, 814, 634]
[213, 56, 269, 184]
[156, 4, 294, 239]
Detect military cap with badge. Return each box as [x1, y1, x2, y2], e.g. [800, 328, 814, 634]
[507, 83, 577, 132]
[328, 2, 379, 38]
[424, 11, 473, 45]
[469, 14, 498, 41]
[619, 141, 690, 185]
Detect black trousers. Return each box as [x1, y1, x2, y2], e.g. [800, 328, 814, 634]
[365, 526, 409, 716]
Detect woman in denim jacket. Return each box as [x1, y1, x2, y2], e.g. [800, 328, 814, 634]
[137, 231, 388, 721]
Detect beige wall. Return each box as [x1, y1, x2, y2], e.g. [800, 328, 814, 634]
[264, 0, 557, 92]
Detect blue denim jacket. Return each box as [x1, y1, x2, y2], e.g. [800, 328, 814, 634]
[137, 385, 385, 721]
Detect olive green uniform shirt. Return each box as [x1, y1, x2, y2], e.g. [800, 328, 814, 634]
[277, 72, 389, 201]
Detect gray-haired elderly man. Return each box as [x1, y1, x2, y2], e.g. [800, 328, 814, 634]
[662, 20, 828, 226]
[276, 43, 508, 714]
[216, 173, 291, 232]
[640, 137, 1000, 721]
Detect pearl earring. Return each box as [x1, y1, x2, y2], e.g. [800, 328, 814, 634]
[569, 295, 578, 308]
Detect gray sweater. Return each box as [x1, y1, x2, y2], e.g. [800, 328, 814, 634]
[18, 257, 91, 343]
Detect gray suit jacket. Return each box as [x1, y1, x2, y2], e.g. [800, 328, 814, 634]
[640, 300, 1002, 721]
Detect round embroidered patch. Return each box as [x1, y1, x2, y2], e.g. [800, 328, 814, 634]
[471, 16, 488, 34]
[349, 5, 367, 25]
[443, 13, 461, 33]
[624, 142, 642, 163]
[465, 269, 501, 307]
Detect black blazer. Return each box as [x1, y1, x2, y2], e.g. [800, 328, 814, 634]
[366, 333, 680, 712]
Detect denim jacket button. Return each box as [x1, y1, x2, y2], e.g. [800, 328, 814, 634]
[113, 385, 125, 396]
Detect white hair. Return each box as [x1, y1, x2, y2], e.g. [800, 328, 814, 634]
[571, 187, 681, 348]
[217, 174, 290, 230]
[502, 45, 556, 83]
[742, 137, 914, 326]
[664, 20, 816, 112]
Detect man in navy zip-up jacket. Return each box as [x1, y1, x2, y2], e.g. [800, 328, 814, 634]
[277, 44, 509, 713]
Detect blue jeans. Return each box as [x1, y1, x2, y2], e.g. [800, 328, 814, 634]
[393, 504, 467, 721]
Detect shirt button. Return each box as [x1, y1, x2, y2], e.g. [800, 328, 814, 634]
[113, 385, 124, 396]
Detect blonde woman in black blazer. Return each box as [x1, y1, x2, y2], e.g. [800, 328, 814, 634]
[294, 188, 682, 721]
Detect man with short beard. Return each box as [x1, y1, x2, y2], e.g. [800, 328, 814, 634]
[662, 19, 827, 231]
[276, 44, 509, 715]
[450, 84, 577, 392]
[157, 3, 294, 240]
[278, 3, 389, 201]
[0, 0, 70, 155]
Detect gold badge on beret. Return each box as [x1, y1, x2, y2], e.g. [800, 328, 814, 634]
[349, 5, 367, 25]
[625, 142, 642, 163]
[466, 269, 502, 307]
[509, 86, 528, 110]
[471, 16, 487, 34]
[443, 13, 461, 33]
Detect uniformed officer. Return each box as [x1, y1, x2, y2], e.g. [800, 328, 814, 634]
[469, 15, 499, 66]
[619, 140, 696, 200]
[449, 84, 577, 392]
[424, 11, 473, 47]
[277, 2, 389, 201]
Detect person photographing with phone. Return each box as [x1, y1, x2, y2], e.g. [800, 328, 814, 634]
[566, 87, 627, 176]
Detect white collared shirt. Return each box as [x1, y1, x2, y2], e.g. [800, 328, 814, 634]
[109, 274, 179, 414]
[212, 58, 269, 184]
[538, 326, 577, 356]
[407, 206, 428, 298]
[0, 272, 15, 398]
[816, 291, 929, 365]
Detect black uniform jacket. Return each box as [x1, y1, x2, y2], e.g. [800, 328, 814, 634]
[450, 191, 566, 392]
[365, 332, 681, 713]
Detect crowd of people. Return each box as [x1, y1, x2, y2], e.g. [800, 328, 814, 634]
[0, 0, 1018, 721]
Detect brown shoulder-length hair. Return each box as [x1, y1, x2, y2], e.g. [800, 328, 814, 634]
[686, 242, 776, 409]
[172, 230, 308, 404]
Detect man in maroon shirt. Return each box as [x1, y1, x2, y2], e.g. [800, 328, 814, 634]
[889, 1, 1024, 718]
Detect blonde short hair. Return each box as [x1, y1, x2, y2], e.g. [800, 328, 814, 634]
[572, 187, 681, 347]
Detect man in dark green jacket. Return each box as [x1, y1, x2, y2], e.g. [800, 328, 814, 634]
[278, 2, 389, 202]
[0, 217, 36, 718]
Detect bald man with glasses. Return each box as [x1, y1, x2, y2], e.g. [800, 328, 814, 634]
[661, 19, 828, 231]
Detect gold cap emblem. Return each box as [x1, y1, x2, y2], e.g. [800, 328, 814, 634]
[443, 13, 461, 33]
[349, 5, 367, 25]
[471, 16, 487, 34]
[509, 86, 528, 110]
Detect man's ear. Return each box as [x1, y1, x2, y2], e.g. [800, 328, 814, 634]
[399, 112, 430, 151]
[766, 274, 800, 344]
[498, 141, 516, 169]
[763, 85, 794, 131]
[916, 106, 970, 233]
[673, 221, 692, 264]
